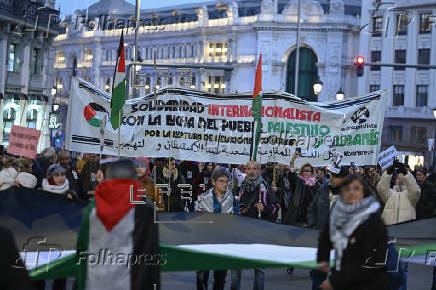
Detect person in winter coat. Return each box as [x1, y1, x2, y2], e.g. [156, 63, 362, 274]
[0, 226, 35, 290]
[192, 162, 215, 201]
[414, 166, 427, 188]
[36, 146, 57, 179]
[307, 166, 348, 289]
[376, 160, 421, 225]
[0, 156, 17, 191]
[317, 174, 388, 290]
[135, 157, 156, 202]
[42, 164, 76, 200]
[80, 153, 100, 198]
[196, 167, 239, 290]
[416, 172, 436, 219]
[58, 151, 83, 198]
[236, 161, 279, 222]
[155, 158, 187, 212]
[283, 151, 320, 227]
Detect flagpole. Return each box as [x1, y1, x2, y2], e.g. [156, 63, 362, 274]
[117, 112, 121, 158]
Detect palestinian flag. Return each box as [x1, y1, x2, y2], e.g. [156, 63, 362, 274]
[74, 179, 160, 290]
[250, 53, 262, 161]
[110, 32, 126, 130]
[83, 103, 107, 128]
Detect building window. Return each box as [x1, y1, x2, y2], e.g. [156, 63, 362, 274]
[207, 76, 225, 94]
[7, 44, 19, 72]
[417, 48, 430, 70]
[145, 77, 150, 93]
[208, 42, 227, 57]
[396, 14, 408, 35]
[105, 49, 112, 61]
[171, 46, 175, 58]
[420, 13, 432, 34]
[56, 51, 65, 64]
[393, 85, 404, 106]
[190, 75, 196, 88]
[370, 85, 380, 92]
[394, 50, 406, 70]
[411, 127, 427, 144]
[2, 98, 20, 146]
[370, 51, 381, 71]
[31, 48, 42, 75]
[389, 126, 403, 143]
[84, 48, 93, 62]
[372, 16, 383, 37]
[191, 44, 195, 57]
[26, 108, 38, 129]
[416, 85, 428, 107]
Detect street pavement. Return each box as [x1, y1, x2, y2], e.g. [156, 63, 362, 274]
[162, 263, 434, 289]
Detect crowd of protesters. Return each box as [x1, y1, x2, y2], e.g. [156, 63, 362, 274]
[1, 144, 436, 290]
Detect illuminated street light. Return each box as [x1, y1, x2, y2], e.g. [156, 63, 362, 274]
[336, 88, 344, 100]
[313, 78, 323, 95]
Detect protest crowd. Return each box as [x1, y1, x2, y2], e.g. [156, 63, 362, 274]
[1, 143, 436, 290]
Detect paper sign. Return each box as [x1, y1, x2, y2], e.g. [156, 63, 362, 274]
[378, 145, 398, 170]
[328, 151, 343, 174]
[7, 125, 41, 159]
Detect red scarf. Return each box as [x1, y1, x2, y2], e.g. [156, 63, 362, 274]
[94, 179, 143, 231]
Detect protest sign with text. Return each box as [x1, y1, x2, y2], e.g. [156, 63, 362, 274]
[7, 125, 41, 159]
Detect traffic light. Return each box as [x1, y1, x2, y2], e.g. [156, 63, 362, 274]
[355, 56, 364, 77]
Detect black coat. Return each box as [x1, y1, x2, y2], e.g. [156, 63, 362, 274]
[155, 167, 187, 212]
[416, 178, 436, 219]
[283, 171, 319, 226]
[0, 226, 34, 290]
[317, 213, 388, 290]
[307, 183, 331, 230]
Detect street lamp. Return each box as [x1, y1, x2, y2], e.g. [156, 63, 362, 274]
[313, 78, 323, 95]
[336, 88, 345, 100]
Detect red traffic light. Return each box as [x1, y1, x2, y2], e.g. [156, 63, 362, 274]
[356, 56, 364, 65]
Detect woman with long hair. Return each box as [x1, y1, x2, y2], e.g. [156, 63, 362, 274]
[317, 175, 387, 290]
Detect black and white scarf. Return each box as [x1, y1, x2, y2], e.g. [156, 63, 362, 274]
[330, 195, 380, 270]
[240, 175, 263, 194]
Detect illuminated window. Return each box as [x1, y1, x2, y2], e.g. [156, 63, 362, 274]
[56, 51, 65, 64]
[84, 48, 93, 62]
[7, 44, 19, 72]
[372, 16, 383, 37]
[207, 76, 225, 93]
[208, 42, 227, 57]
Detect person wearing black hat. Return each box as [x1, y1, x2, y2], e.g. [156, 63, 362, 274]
[307, 165, 349, 290]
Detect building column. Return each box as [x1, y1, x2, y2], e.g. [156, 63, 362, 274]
[0, 36, 8, 97]
[20, 35, 32, 96]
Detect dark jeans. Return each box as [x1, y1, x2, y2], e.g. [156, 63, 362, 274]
[310, 269, 327, 290]
[197, 270, 227, 290]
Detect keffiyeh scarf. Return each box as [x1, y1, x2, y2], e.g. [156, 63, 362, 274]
[330, 195, 380, 270]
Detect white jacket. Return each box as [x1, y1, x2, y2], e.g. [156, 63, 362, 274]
[0, 167, 18, 191]
[376, 172, 420, 225]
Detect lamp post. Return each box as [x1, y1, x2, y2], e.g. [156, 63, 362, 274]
[336, 88, 344, 101]
[313, 78, 323, 96]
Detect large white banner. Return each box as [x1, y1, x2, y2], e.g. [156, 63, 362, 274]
[66, 78, 386, 166]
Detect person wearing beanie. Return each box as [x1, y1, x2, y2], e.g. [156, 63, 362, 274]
[0, 156, 18, 191]
[15, 172, 37, 189]
[42, 164, 76, 200]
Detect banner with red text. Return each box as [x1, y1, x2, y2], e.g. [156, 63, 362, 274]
[66, 78, 386, 166]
